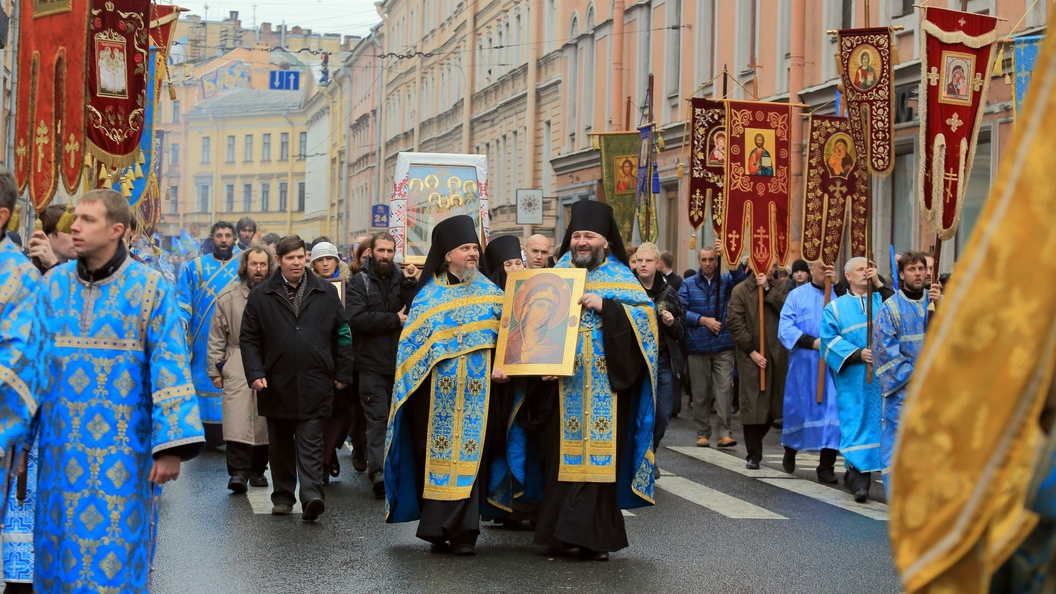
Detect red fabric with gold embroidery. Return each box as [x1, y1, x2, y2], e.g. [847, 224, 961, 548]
[801, 115, 868, 265]
[723, 101, 792, 273]
[918, 8, 998, 240]
[837, 27, 895, 176]
[14, 0, 90, 209]
[689, 98, 725, 234]
[85, 0, 151, 169]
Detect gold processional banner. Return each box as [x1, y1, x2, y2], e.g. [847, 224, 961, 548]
[801, 115, 868, 265]
[689, 98, 725, 235]
[836, 27, 896, 176]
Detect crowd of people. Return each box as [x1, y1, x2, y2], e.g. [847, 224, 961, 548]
[0, 155, 955, 591]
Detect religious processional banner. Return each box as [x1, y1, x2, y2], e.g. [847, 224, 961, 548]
[389, 152, 490, 266]
[801, 115, 869, 265]
[723, 100, 792, 274]
[136, 129, 164, 235]
[633, 125, 660, 243]
[1013, 35, 1044, 121]
[14, 0, 91, 208]
[689, 98, 725, 235]
[918, 7, 998, 241]
[836, 27, 896, 176]
[86, 0, 151, 170]
[597, 132, 641, 245]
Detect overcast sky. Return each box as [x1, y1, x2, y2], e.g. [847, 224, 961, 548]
[170, 0, 382, 38]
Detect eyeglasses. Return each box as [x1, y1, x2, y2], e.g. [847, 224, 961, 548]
[248, 262, 269, 269]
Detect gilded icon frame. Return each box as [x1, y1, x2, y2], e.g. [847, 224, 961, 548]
[495, 268, 587, 376]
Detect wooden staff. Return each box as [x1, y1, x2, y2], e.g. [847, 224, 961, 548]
[758, 281, 766, 391]
[865, 174, 875, 383]
[927, 235, 941, 328]
[816, 276, 832, 403]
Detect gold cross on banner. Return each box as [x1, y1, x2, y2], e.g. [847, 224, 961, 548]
[972, 72, 985, 92]
[943, 168, 958, 200]
[945, 113, 964, 132]
[958, 17, 967, 27]
[754, 226, 770, 252]
[15, 140, 27, 172]
[34, 121, 49, 173]
[64, 134, 80, 169]
[926, 67, 941, 86]
[828, 180, 847, 200]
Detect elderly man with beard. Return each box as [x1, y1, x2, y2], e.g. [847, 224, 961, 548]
[383, 216, 504, 555]
[873, 251, 941, 494]
[503, 200, 658, 561]
[178, 221, 241, 447]
[208, 244, 274, 493]
[347, 232, 418, 497]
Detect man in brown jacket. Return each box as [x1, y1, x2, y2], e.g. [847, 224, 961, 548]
[208, 243, 274, 493]
[726, 268, 788, 470]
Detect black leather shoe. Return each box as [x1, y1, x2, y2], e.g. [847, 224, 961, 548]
[853, 488, 870, 503]
[351, 449, 368, 473]
[453, 543, 477, 556]
[372, 471, 385, 499]
[302, 498, 325, 521]
[249, 474, 268, 488]
[579, 548, 609, 561]
[227, 474, 248, 494]
[329, 457, 341, 478]
[818, 470, 839, 484]
[745, 459, 760, 470]
[782, 449, 796, 474]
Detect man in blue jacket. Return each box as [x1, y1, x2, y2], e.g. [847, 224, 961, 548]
[678, 240, 747, 448]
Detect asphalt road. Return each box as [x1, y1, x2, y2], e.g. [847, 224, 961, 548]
[154, 397, 902, 594]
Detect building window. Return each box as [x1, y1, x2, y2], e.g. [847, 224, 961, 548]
[297, 182, 305, 211]
[956, 139, 991, 258]
[170, 143, 179, 166]
[298, 132, 307, 159]
[262, 134, 272, 161]
[168, 186, 178, 214]
[261, 182, 270, 212]
[280, 133, 289, 161]
[278, 182, 288, 211]
[197, 184, 210, 213]
[900, 0, 914, 16]
[224, 184, 234, 212]
[201, 137, 210, 164]
[890, 152, 915, 255]
[244, 135, 253, 161]
[841, 0, 853, 29]
[172, 100, 180, 123]
[226, 136, 235, 163]
[242, 183, 252, 211]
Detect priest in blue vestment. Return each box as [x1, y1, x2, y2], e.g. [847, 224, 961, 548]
[873, 251, 936, 494]
[777, 261, 842, 484]
[820, 257, 893, 502]
[36, 190, 205, 593]
[383, 215, 504, 556]
[503, 201, 658, 561]
[177, 220, 240, 447]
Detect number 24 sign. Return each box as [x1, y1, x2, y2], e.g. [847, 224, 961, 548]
[371, 204, 390, 228]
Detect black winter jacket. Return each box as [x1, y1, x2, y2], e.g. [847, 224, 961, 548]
[346, 258, 417, 375]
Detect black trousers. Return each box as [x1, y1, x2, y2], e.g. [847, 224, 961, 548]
[226, 441, 269, 477]
[783, 446, 838, 473]
[846, 466, 873, 493]
[266, 417, 325, 506]
[359, 372, 395, 478]
[742, 422, 772, 463]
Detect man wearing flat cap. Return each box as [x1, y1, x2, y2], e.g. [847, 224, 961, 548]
[383, 215, 504, 556]
[501, 200, 658, 561]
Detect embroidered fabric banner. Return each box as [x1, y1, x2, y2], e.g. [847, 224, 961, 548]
[689, 98, 725, 234]
[86, 0, 151, 169]
[14, 0, 91, 209]
[837, 27, 896, 176]
[598, 132, 641, 245]
[634, 125, 659, 243]
[801, 115, 869, 265]
[1013, 35, 1044, 120]
[136, 129, 163, 235]
[918, 7, 998, 241]
[723, 100, 792, 274]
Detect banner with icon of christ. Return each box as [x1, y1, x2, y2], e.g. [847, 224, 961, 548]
[837, 27, 896, 176]
[918, 7, 998, 240]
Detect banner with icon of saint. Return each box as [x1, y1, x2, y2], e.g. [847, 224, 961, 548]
[689, 98, 726, 235]
[801, 115, 869, 265]
[837, 27, 896, 176]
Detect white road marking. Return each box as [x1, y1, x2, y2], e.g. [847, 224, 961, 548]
[655, 476, 787, 520]
[758, 478, 888, 521]
[621, 510, 636, 517]
[245, 470, 302, 515]
[667, 446, 789, 478]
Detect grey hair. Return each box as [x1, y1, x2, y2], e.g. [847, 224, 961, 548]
[844, 256, 868, 274]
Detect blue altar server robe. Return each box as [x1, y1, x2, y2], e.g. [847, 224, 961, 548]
[36, 254, 205, 594]
[778, 283, 840, 452]
[176, 251, 240, 425]
[820, 292, 883, 474]
[872, 290, 928, 493]
[3, 428, 38, 584]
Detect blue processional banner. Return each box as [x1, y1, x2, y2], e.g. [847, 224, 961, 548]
[1014, 35, 1044, 120]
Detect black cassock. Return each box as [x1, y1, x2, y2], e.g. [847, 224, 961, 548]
[519, 298, 647, 553]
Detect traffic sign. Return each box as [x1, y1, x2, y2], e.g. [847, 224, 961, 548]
[269, 71, 301, 91]
[371, 204, 390, 229]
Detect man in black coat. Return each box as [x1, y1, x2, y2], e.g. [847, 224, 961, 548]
[240, 235, 354, 521]
[345, 231, 418, 498]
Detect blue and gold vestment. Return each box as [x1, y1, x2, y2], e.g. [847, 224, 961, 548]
[36, 257, 204, 594]
[384, 273, 503, 522]
[176, 252, 239, 425]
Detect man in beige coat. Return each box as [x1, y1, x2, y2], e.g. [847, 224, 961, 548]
[209, 243, 273, 493]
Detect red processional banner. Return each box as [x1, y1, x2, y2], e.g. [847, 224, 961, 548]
[723, 101, 793, 274]
[14, 0, 91, 209]
[918, 7, 998, 240]
[86, 0, 152, 169]
[836, 27, 896, 176]
[689, 98, 726, 235]
[149, 3, 182, 51]
[801, 115, 869, 265]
